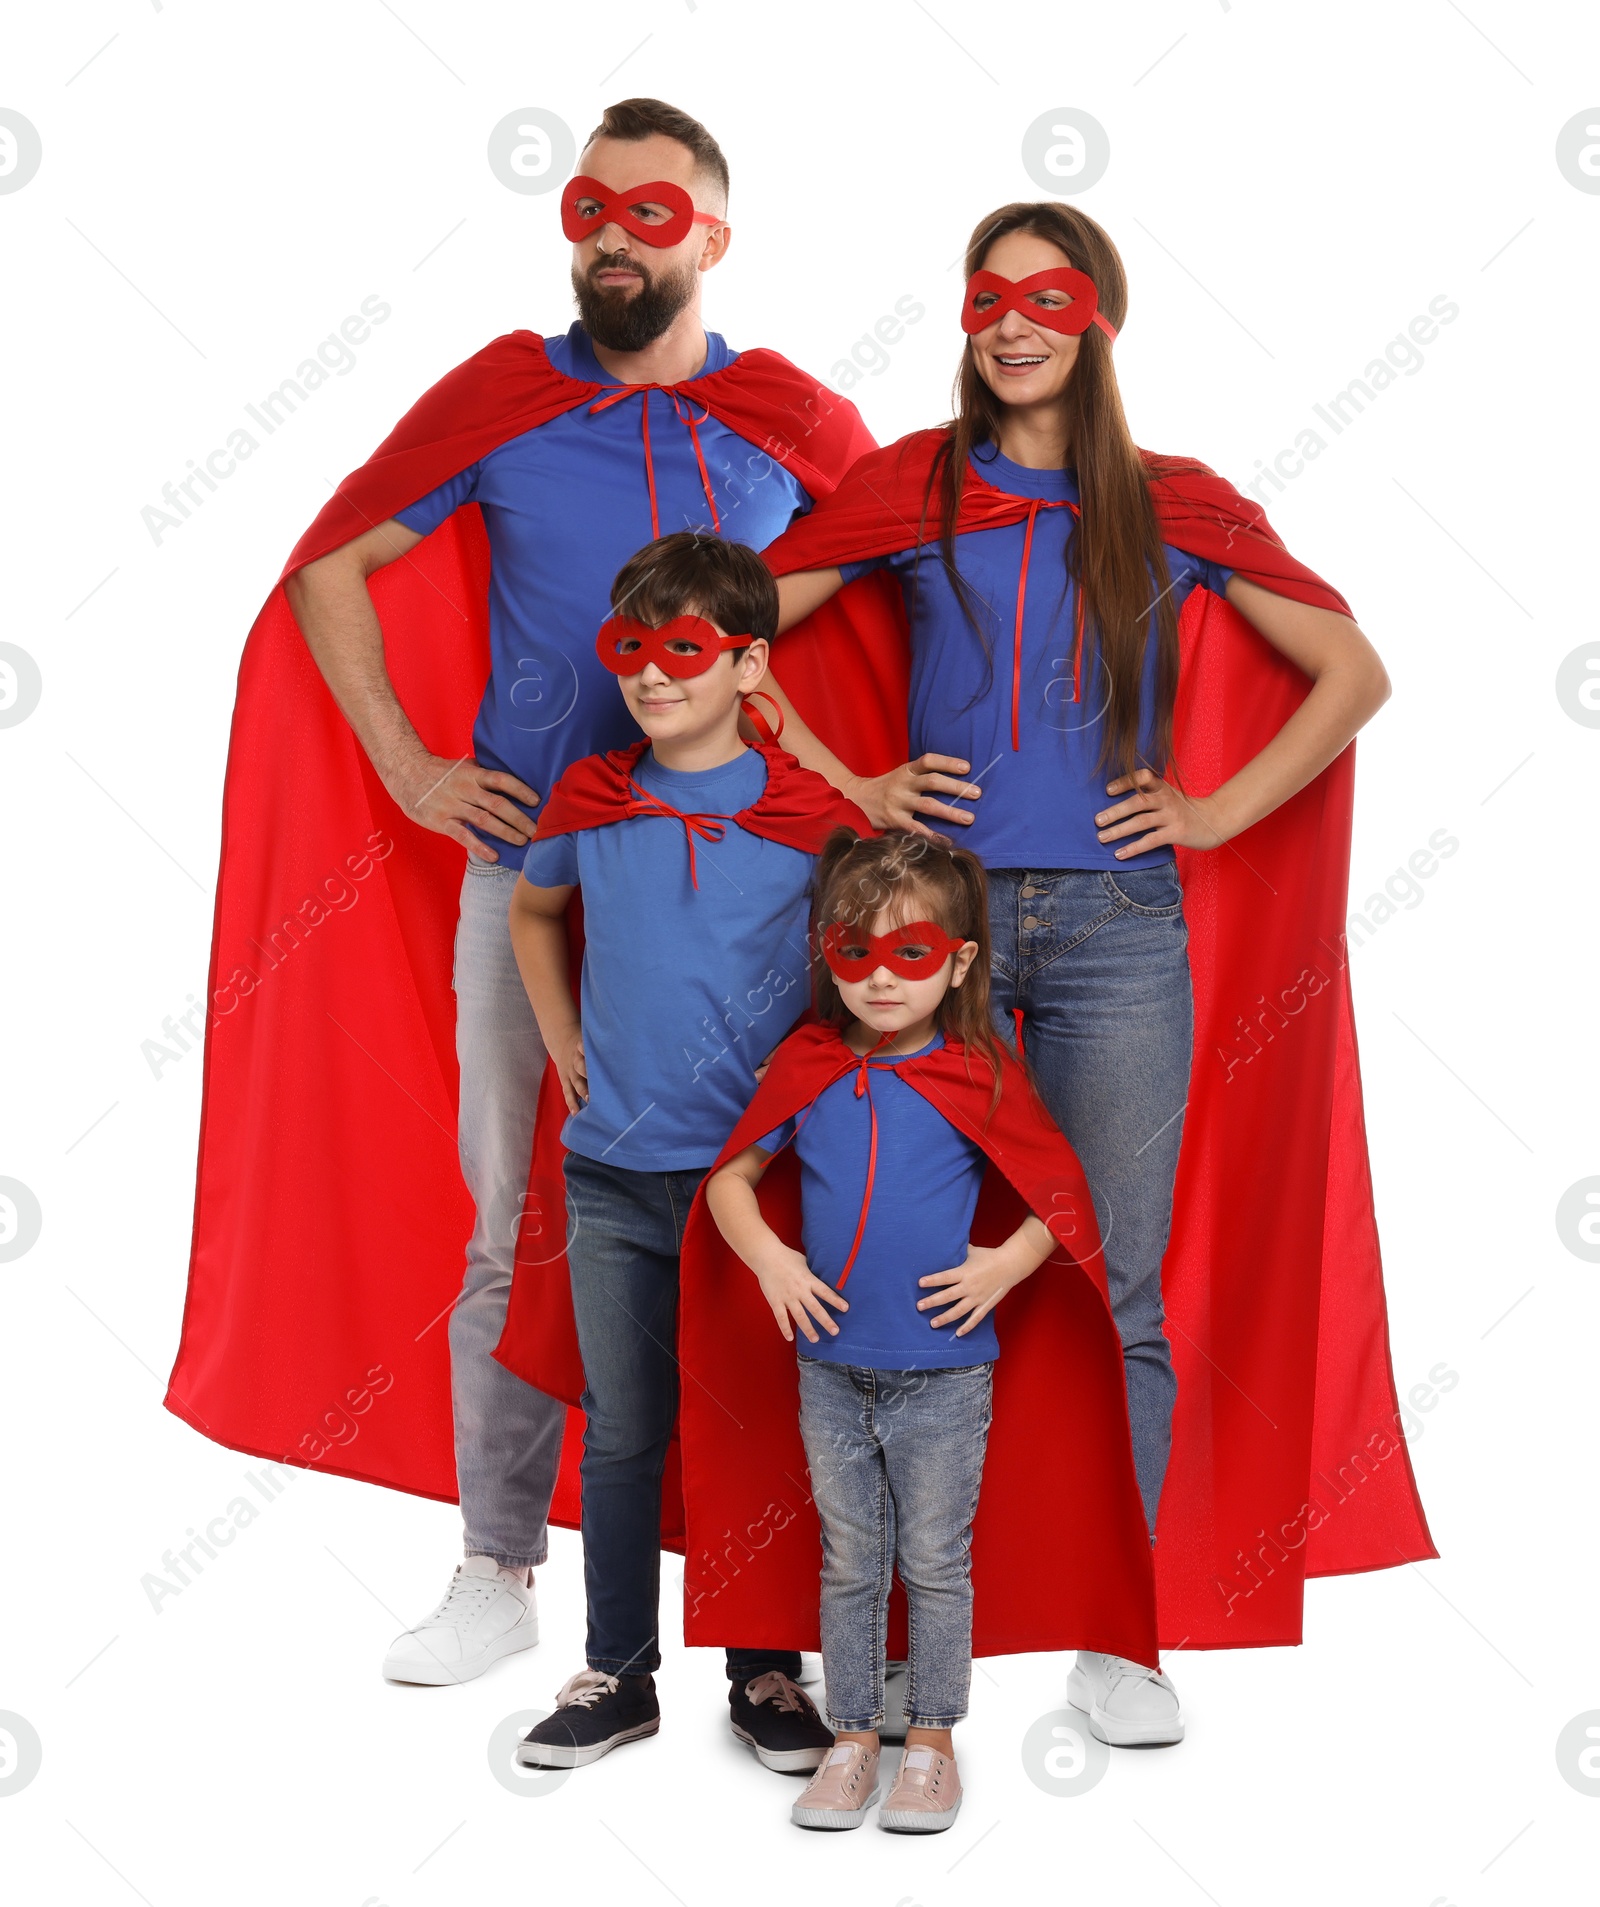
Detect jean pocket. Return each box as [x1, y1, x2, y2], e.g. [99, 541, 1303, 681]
[1101, 864, 1184, 917]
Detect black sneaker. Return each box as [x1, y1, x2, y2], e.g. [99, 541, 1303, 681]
[517, 1669, 660, 1768]
[730, 1671, 834, 1773]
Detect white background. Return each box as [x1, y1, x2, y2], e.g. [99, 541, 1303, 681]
[2, 2, 1597, 1902]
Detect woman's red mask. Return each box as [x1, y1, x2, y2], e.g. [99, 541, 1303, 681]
[821, 921, 970, 981]
[595, 613, 747, 678]
[561, 175, 725, 249]
[961, 267, 1118, 341]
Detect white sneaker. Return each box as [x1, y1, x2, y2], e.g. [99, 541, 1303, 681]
[879, 1662, 911, 1744]
[381, 1556, 538, 1685]
[1066, 1651, 1184, 1746]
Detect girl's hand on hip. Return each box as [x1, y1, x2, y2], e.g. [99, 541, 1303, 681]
[753, 1246, 849, 1344]
[850, 754, 982, 842]
[1096, 770, 1231, 857]
[918, 1244, 1029, 1335]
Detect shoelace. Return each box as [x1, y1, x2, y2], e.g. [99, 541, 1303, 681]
[744, 1671, 814, 1715]
[424, 1575, 500, 1625]
[1102, 1654, 1166, 1691]
[587, 383, 722, 538]
[553, 1669, 621, 1710]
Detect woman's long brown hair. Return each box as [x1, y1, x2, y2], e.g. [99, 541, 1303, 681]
[810, 829, 1007, 1116]
[927, 201, 1178, 780]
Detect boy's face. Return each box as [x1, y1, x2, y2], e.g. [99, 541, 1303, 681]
[615, 614, 770, 745]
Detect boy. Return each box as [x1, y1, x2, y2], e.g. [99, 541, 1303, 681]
[508, 532, 870, 1770]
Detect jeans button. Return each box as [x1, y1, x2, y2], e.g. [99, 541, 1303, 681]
[1020, 884, 1039, 898]
[1022, 914, 1043, 931]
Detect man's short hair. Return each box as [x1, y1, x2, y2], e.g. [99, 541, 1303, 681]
[610, 532, 777, 647]
[584, 98, 730, 206]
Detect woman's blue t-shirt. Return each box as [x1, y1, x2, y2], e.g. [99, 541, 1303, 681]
[839, 449, 1230, 871]
[758, 1034, 995, 1370]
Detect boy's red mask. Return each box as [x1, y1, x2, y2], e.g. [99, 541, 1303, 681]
[561, 175, 725, 249]
[821, 921, 970, 981]
[595, 613, 747, 678]
[961, 267, 1118, 341]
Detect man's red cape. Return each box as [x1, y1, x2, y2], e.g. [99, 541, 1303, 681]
[709, 428, 1432, 1647]
[163, 331, 876, 1506]
[673, 1020, 1159, 1663]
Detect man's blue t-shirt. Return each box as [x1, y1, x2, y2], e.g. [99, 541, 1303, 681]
[758, 1034, 994, 1370]
[521, 746, 814, 1172]
[396, 325, 811, 869]
[839, 448, 1231, 871]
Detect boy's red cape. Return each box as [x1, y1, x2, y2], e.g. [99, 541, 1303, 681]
[163, 329, 875, 1497]
[673, 1020, 1159, 1663]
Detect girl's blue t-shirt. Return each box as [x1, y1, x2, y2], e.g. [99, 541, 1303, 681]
[396, 325, 811, 868]
[521, 746, 815, 1172]
[839, 448, 1231, 872]
[758, 1034, 995, 1370]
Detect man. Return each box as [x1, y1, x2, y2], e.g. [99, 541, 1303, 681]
[166, 100, 872, 1761]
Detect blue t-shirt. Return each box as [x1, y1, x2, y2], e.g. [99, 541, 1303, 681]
[521, 746, 814, 1172]
[839, 449, 1231, 871]
[758, 1034, 993, 1370]
[396, 325, 811, 869]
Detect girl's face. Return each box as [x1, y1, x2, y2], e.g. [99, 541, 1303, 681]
[829, 901, 979, 1047]
[968, 228, 1084, 413]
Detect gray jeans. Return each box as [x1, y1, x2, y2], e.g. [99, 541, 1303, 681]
[798, 1356, 994, 1732]
[448, 862, 568, 1568]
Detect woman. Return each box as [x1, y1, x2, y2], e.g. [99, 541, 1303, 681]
[751, 202, 1406, 1747]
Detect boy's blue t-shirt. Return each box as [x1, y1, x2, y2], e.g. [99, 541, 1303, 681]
[838, 448, 1231, 872]
[758, 1034, 994, 1370]
[396, 325, 811, 870]
[521, 746, 814, 1172]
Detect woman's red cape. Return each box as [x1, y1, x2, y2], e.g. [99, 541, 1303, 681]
[162, 331, 876, 1502]
[673, 1020, 1159, 1663]
[644, 429, 1435, 1648]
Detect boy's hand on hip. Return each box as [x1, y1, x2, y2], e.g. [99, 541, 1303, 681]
[753, 1246, 848, 1345]
[918, 1244, 1030, 1335]
[552, 1027, 588, 1115]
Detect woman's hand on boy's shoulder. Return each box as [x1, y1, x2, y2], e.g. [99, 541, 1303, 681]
[751, 1244, 848, 1346]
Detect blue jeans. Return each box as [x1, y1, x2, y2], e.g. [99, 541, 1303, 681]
[986, 865, 1193, 1534]
[450, 864, 568, 1569]
[564, 1149, 803, 1684]
[798, 1357, 994, 1732]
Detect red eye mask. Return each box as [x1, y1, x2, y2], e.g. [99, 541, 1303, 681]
[961, 267, 1118, 341]
[595, 613, 747, 678]
[821, 921, 970, 981]
[561, 175, 725, 249]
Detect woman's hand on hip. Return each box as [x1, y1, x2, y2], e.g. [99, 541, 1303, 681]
[851, 753, 982, 840]
[1095, 769, 1232, 857]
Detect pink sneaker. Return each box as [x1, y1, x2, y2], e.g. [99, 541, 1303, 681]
[790, 1741, 880, 1830]
[878, 1745, 962, 1832]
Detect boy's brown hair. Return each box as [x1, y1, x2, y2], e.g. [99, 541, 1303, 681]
[609, 531, 778, 648]
[811, 828, 1008, 1111]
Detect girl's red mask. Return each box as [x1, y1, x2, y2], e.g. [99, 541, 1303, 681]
[961, 267, 1119, 341]
[561, 175, 725, 249]
[595, 613, 747, 678]
[821, 920, 970, 981]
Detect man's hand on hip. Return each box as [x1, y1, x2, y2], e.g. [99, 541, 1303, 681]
[391, 752, 540, 862]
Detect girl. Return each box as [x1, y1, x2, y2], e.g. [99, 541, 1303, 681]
[707, 829, 1113, 1833]
[748, 202, 1408, 1738]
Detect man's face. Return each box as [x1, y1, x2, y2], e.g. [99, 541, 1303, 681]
[569, 133, 730, 353]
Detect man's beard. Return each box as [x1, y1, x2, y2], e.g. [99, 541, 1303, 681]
[572, 249, 698, 353]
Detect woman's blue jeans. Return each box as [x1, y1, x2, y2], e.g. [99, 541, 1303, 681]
[986, 865, 1194, 1535]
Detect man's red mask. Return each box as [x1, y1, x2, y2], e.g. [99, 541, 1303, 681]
[595, 613, 747, 678]
[821, 920, 970, 981]
[561, 175, 725, 249]
[961, 267, 1118, 341]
